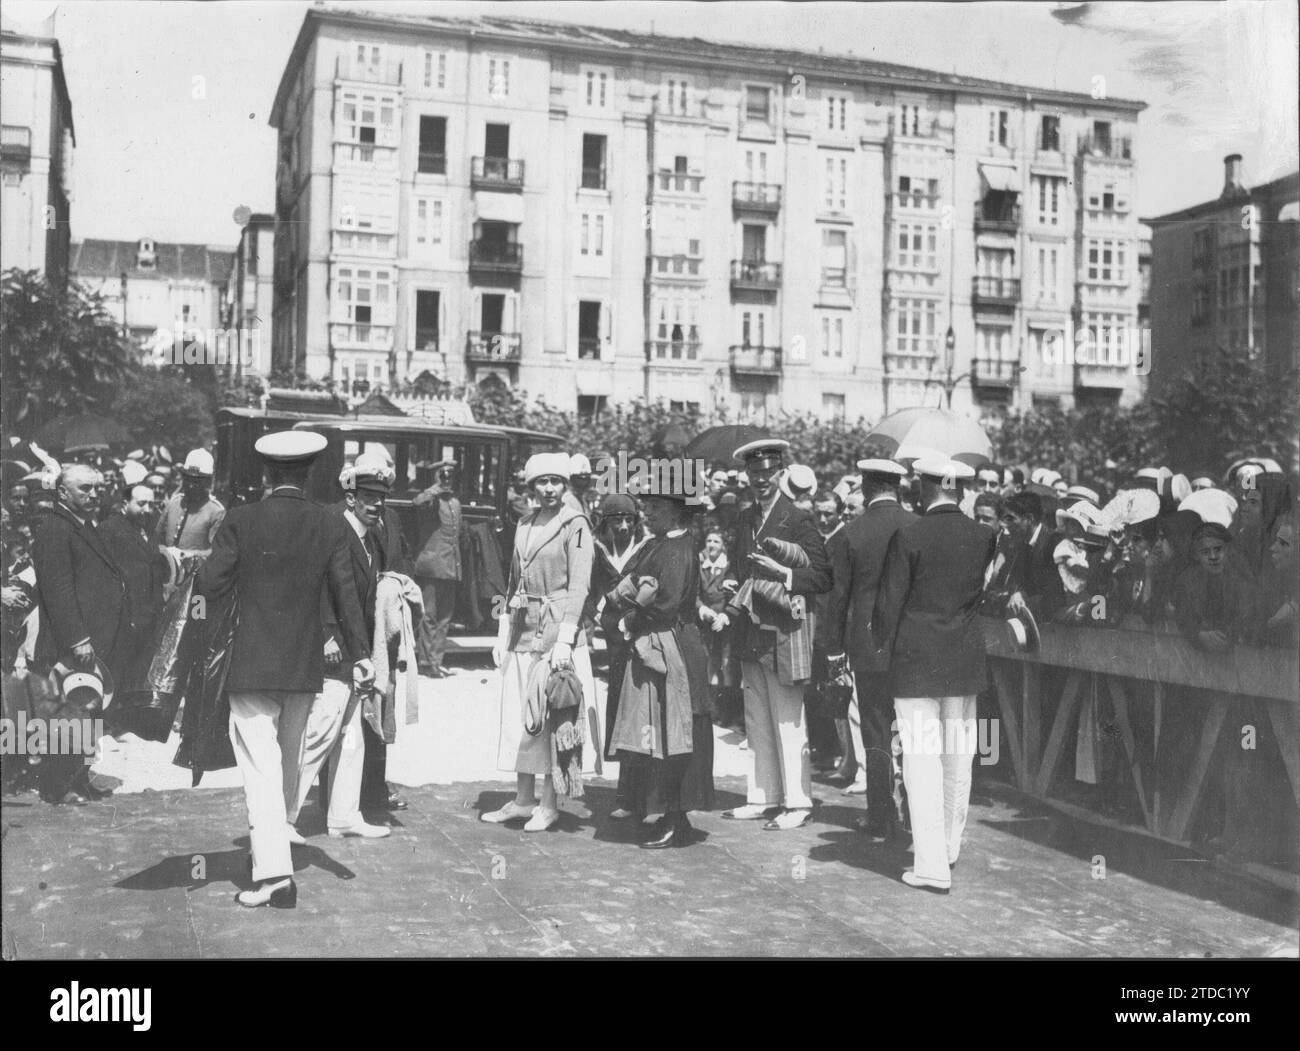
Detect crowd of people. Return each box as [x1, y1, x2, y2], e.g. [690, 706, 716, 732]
[1, 427, 1296, 907]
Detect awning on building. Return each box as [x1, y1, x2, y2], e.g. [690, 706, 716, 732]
[474, 193, 524, 224]
[979, 163, 1019, 193]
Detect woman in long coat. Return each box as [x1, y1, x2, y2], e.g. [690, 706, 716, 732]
[482, 453, 593, 833]
[602, 488, 714, 848]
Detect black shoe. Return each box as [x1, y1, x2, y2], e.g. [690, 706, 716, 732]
[54, 790, 90, 807]
[365, 790, 408, 811]
[236, 878, 297, 909]
[641, 813, 691, 849]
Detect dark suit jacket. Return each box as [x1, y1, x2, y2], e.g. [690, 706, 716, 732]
[32, 503, 128, 671]
[872, 502, 996, 698]
[97, 512, 168, 636]
[321, 511, 379, 678]
[413, 490, 462, 580]
[729, 493, 831, 660]
[197, 489, 370, 693]
[822, 498, 918, 673]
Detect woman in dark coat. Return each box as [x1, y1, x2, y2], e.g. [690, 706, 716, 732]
[602, 490, 714, 848]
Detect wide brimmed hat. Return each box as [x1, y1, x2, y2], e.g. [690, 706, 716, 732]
[1056, 500, 1102, 533]
[52, 659, 115, 712]
[1178, 488, 1237, 530]
[779, 463, 818, 502]
[1002, 607, 1041, 653]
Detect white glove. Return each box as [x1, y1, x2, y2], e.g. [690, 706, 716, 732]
[550, 640, 573, 669]
[711, 612, 730, 633]
[492, 614, 510, 669]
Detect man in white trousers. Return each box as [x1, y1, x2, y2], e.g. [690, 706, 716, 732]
[872, 459, 996, 893]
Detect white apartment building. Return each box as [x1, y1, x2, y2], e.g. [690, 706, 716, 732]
[1, 10, 74, 287]
[224, 212, 276, 378]
[269, 9, 1147, 420]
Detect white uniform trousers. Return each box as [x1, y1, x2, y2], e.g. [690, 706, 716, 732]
[286, 678, 366, 830]
[893, 695, 977, 885]
[741, 656, 813, 809]
[227, 690, 314, 883]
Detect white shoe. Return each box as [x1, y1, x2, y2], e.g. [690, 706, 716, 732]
[481, 800, 536, 824]
[523, 806, 559, 832]
[286, 825, 307, 845]
[609, 808, 635, 820]
[328, 821, 392, 838]
[721, 803, 778, 820]
[901, 869, 950, 894]
[762, 808, 813, 831]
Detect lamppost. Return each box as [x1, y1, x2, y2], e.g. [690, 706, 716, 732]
[925, 325, 970, 409]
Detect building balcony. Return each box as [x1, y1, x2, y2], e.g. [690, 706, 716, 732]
[649, 255, 704, 281]
[884, 352, 937, 378]
[466, 331, 522, 363]
[334, 54, 404, 86]
[417, 150, 447, 175]
[1074, 362, 1129, 390]
[1079, 135, 1133, 162]
[2, 125, 32, 166]
[971, 357, 1020, 391]
[971, 276, 1021, 308]
[472, 156, 525, 192]
[653, 170, 704, 194]
[468, 240, 523, 276]
[975, 202, 1021, 234]
[330, 323, 393, 352]
[645, 340, 702, 363]
[730, 345, 782, 377]
[732, 181, 782, 214]
[730, 260, 782, 292]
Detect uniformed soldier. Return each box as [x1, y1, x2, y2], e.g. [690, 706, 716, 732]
[198, 431, 373, 909]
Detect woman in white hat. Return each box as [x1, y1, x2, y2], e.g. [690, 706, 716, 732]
[483, 453, 594, 832]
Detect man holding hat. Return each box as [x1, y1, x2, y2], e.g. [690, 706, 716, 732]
[873, 458, 996, 893]
[822, 457, 917, 839]
[412, 458, 462, 679]
[155, 447, 225, 559]
[718, 438, 831, 831]
[198, 431, 373, 909]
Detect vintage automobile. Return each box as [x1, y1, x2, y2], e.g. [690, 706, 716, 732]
[213, 391, 564, 640]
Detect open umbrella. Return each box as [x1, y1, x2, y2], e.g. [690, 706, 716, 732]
[863, 408, 992, 468]
[34, 413, 131, 455]
[683, 424, 771, 467]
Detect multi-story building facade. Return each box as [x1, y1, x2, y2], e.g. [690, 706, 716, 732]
[1147, 156, 1299, 388]
[223, 212, 276, 378]
[269, 9, 1147, 419]
[1, 10, 75, 287]
[71, 237, 235, 360]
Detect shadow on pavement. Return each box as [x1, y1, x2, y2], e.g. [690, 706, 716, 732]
[114, 841, 357, 892]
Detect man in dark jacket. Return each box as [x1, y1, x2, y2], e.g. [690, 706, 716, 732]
[873, 459, 995, 893]
[823, 458, 917, 839]
[718, 439, 831, 831]
[31, 464, 128, 804]
[412, 460, 461, 678]
[197, 431, 372, 909]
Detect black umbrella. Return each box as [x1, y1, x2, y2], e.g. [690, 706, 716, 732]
[683, 424, 771, 467]
[34, 413, 132, 454]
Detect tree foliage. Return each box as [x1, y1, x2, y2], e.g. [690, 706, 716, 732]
[990, 402, 1157, 488]
[1, 268, 135, 434]
[110, 366, 216, 454]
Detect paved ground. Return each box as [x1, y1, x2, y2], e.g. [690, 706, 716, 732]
[3, 658, 1296, 958]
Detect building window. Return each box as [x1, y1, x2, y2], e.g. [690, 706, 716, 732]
[744, 85, 772, 124]
[335, 179, 397, 232]
[414, 290, 440, 351]
[819, 314, 845, 358]
[1036, 245, 1060, 303]
[896, 102, 925, 136]
[1082, 312, 1128, 365]
[1086, 239, 1126, 283]
[743, 149, 769, 184]
[894, 222, 938, 271]
[412, 197, 444, 254]
[821, 228, 848, 286]
[338, 89, 396, 164]
[578, 395, 607, 421]
[740, 309, 770, 347]
[1039, 115, 1060, 151]
[826, 94, 848, 131]
[669, 400, 701, 414]
[332, 266, 393, 338]
[897, 174, 940, 208]
[988, 109, 1009, 148]
[579, 213, 607, 257]
[823, 155, 848, 212]
[581, 134, 607, 189]
[583, 67, 609, 109]
[976, 325, 1013, 361]
[487, 56, 511, 98]
[578, 300, 603, 360]
[1192, 228, 1213, 268]
[822, 393, 846, 420]
[1033, 175, 1063, 226]
[653, 297, 701, 359]
[1191, 285, 1211, 326]
[423, 51, 446, 90]
[417, 116, 446, 174]
[893, 298, 937, 356]
[1087, 180, 1128, 213]
[664, 77, 691, 115]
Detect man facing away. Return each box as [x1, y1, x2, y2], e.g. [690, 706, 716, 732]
[873, 459, 995, 894]
[197, 431, 372, 909]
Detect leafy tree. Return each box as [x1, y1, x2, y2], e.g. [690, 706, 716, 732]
[991, 402, 1157, 489]
[110, 367, 215, 454]
[1, 268, 135, 436]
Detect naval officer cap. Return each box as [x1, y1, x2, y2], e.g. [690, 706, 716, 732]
[255, 430, 327, 464]
[913, 458, 976, 490]
[856, 457, 908, 481]
[733, 438, 790, 469]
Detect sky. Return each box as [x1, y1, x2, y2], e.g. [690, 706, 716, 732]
[7, 0, 1297, 247]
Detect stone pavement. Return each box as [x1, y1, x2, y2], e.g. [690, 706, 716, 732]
[3, 658, 1296, 958]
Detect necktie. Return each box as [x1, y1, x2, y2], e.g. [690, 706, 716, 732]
[364, 531, 377, 567]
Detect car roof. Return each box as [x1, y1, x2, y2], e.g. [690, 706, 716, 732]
[291, 417, 509, 440]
